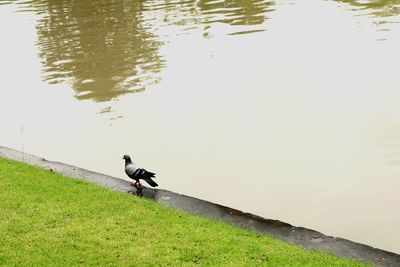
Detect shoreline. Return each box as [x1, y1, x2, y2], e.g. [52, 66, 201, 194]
[1, 146, 399, 266]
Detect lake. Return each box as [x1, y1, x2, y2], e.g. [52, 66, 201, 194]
[1, 0, 399, 253]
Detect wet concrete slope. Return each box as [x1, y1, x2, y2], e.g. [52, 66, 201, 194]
[1, 146, 399, 266]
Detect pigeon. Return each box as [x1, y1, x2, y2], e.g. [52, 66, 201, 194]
[123, 154, 157, 189]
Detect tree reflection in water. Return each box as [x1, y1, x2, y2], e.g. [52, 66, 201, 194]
[20, 0, 164, 102]
[336, 0, 400, 28]
[9, 0, 275, 102]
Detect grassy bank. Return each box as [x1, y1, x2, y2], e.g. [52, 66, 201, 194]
[0, 157, 368, 266]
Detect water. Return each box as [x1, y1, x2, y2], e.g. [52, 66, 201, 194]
[1, 0, 400, 253]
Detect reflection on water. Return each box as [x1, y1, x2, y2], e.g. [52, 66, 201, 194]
[199, 0, 274, 27]
[149, 0, 275, 35]
[0, 1, 13, 5]
[338, 0, 400, 17]
[4, 0, 274, 102]
[22, 0, 164, 102]
[335, 0, 400, 32]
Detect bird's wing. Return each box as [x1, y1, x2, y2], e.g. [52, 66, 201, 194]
[125, 163, 138, 177]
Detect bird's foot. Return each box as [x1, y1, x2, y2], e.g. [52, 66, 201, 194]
[137, 183, 143, 190]
[135, 185, 144, 196]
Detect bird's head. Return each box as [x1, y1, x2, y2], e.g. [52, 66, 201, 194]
[122, 154, 131, 161]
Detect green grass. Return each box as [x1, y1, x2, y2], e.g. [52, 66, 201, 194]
[0, 157, 369, 266]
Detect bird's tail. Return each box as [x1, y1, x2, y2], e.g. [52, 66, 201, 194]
[142, 170, 158, 187]
[143, 177, 158, 187]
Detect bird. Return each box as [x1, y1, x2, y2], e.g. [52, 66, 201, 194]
[123, 154, 157, 190]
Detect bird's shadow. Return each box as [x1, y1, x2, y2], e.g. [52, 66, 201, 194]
[127, 186, 144, 197]
[127, 186, 157, 199]
[135, 187, 144, 197]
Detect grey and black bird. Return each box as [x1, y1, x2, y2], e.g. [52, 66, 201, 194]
[123, 154, 157, 189]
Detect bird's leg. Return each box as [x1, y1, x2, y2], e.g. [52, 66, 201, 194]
[135, 181, 143, 196]
[134, 181, 143, 192]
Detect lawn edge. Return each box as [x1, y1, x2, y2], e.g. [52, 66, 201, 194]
[1, 146, 399, 266]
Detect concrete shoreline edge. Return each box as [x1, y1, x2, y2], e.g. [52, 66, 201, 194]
[1, 146, 399, 266]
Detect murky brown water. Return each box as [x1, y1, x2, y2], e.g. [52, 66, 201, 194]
[1, 0, 400, 253]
